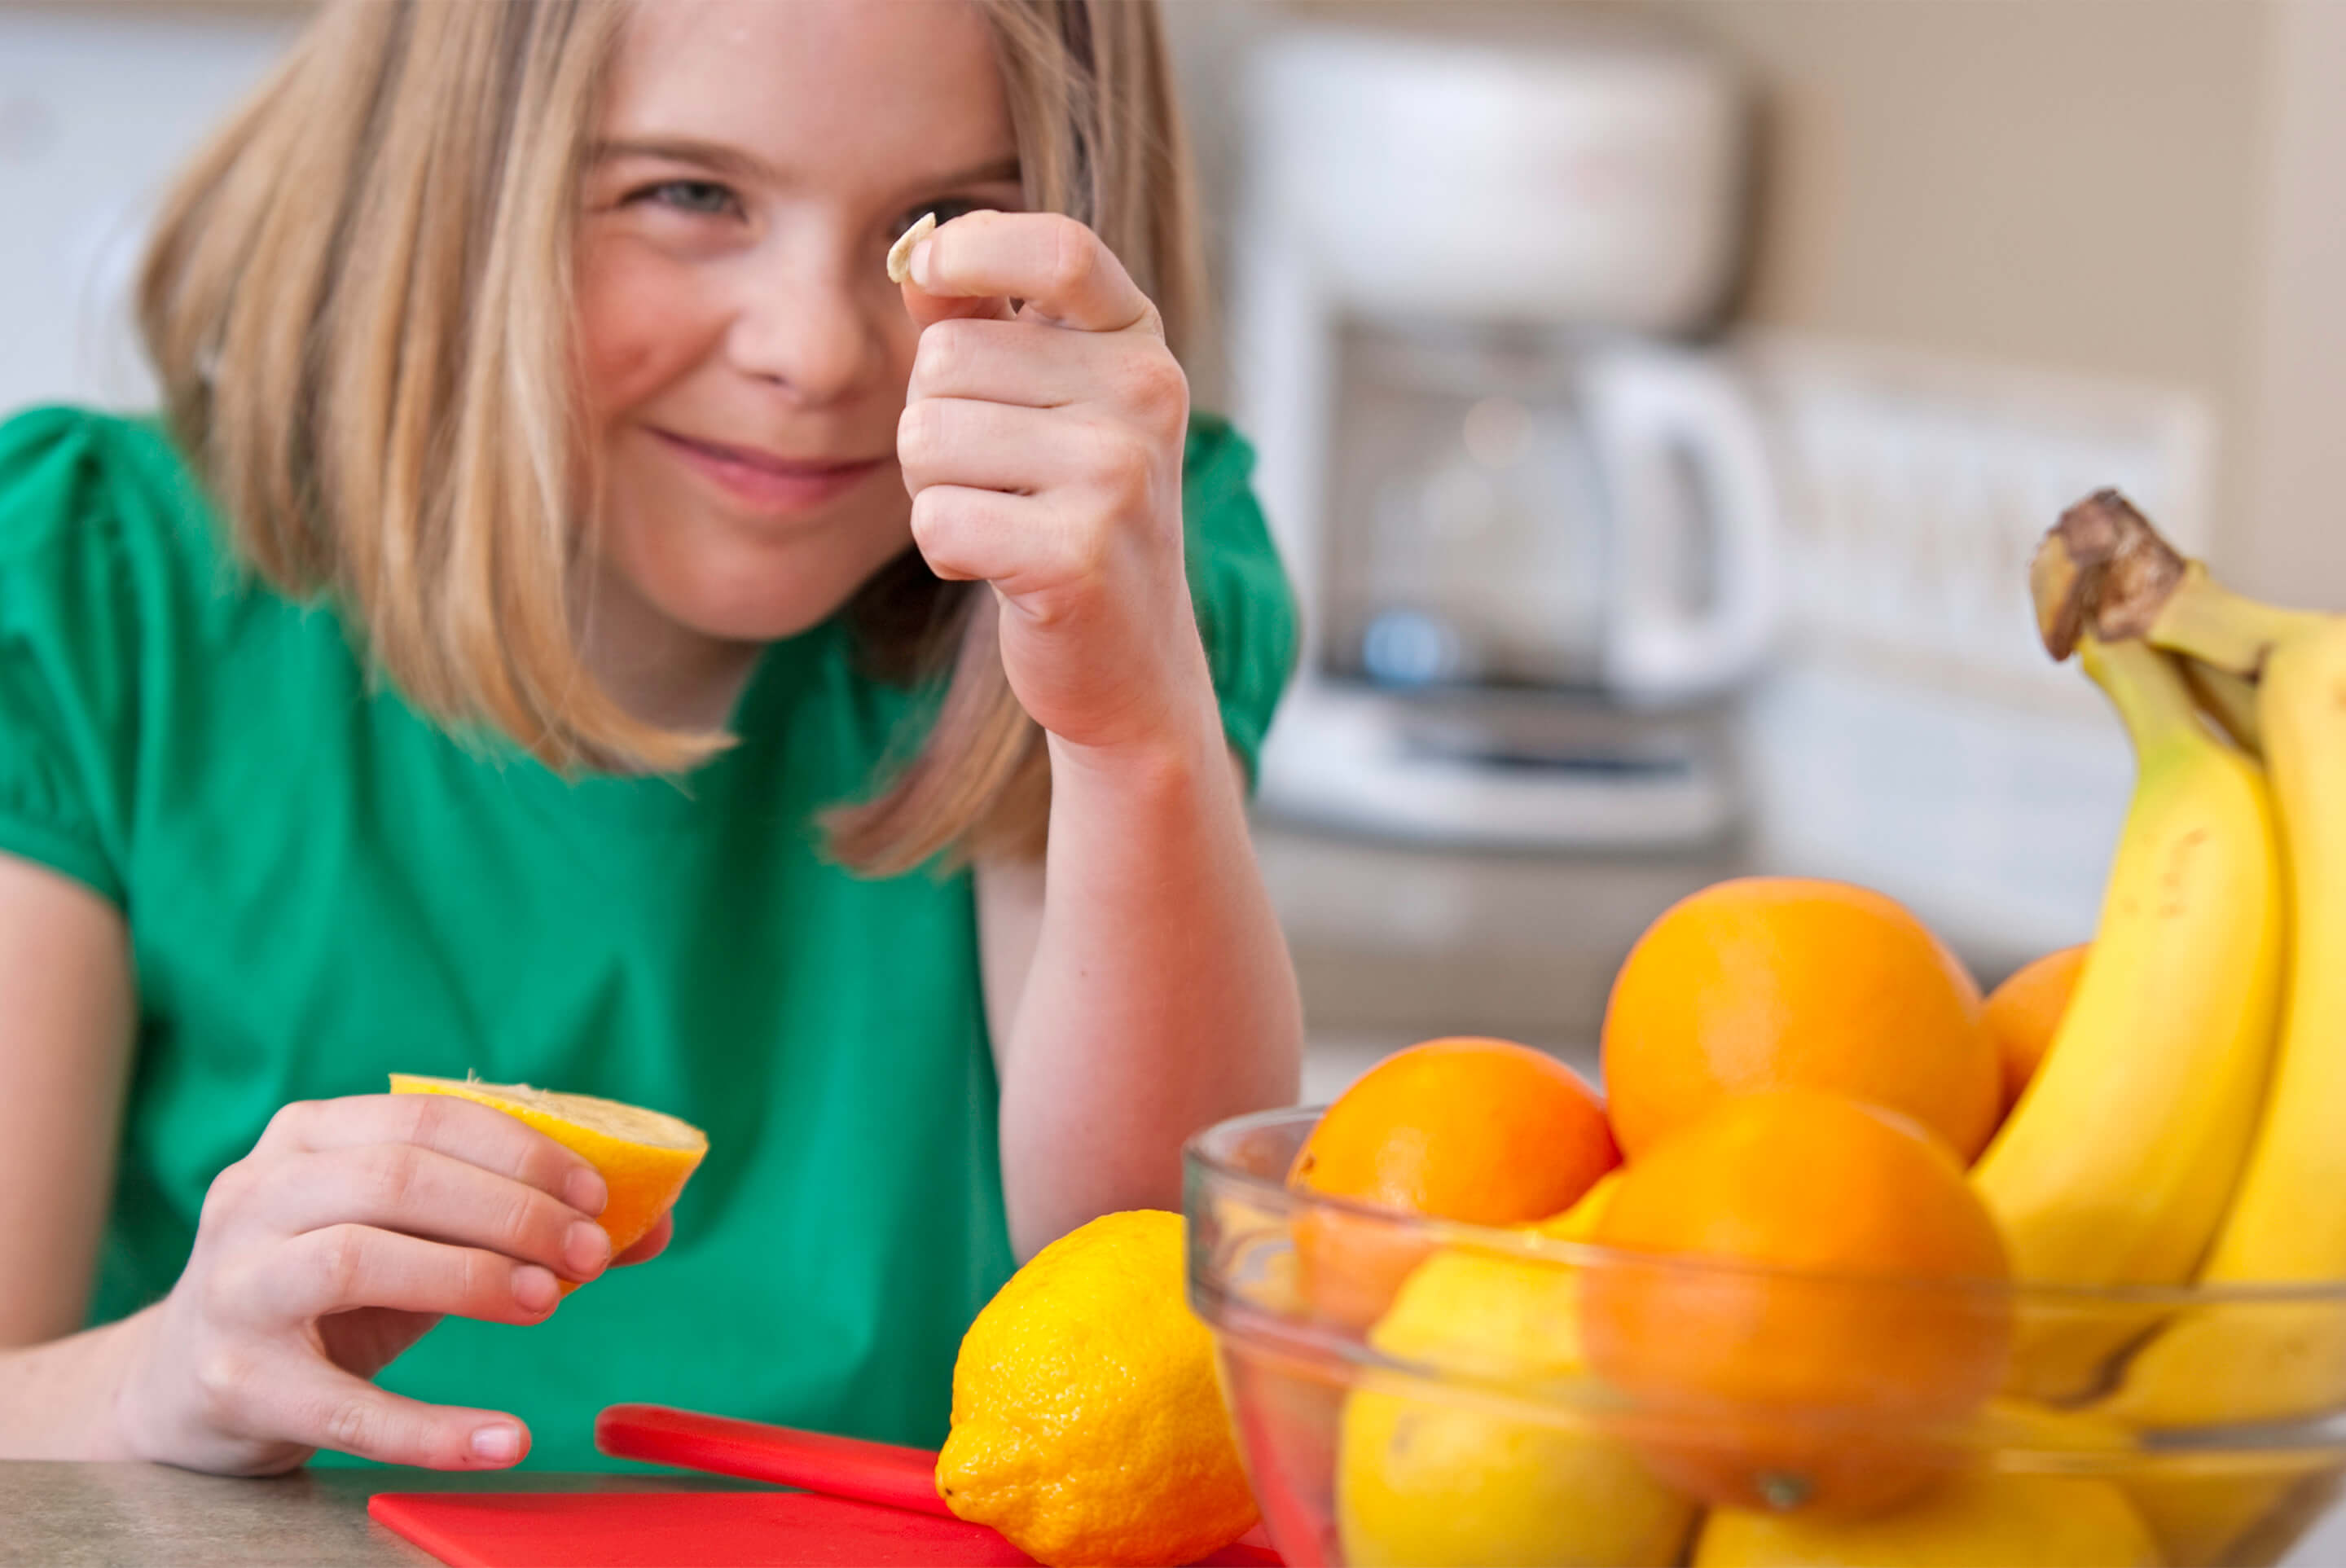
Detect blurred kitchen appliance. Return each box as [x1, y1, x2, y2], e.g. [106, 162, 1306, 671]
[1231, 21, 1779, 848]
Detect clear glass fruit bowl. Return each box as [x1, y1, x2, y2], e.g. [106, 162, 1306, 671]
[1184, 1106, 2346, 1568]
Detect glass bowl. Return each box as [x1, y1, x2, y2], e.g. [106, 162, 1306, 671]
[1184, 1106, 2346, 1568]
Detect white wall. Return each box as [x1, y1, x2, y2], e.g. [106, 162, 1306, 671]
[0, 7, 301, 414]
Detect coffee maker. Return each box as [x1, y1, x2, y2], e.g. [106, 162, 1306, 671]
[1229, 20, 1779, 849]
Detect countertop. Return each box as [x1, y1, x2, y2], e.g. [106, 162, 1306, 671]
[14, 1456, 2346, 1565]
[0, 1461, 771, 1567]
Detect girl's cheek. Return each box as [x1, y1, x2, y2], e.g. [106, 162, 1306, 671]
[574, 237, 727, 419]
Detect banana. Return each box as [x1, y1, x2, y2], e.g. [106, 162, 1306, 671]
[2110, 607, 2346, 1422]
[1968, 630, 2286, 1401]
[2027, 491, 2346, 1564]
[2038, 493, 2346, 1412]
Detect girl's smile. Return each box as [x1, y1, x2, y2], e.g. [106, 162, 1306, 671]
[644, 426, 893, 521]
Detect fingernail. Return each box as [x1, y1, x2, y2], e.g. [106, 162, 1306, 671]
[566, 1167, 608, 1216]
[512, 1263, 559, 1313]
[471, 1423, 522, 1463]
[909, 238, 935, 290]
[566, 1220, 612, 1278]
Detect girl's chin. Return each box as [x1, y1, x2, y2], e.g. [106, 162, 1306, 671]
[630, 556, 882, 647]
[655, 587, 852, 647]
[603, 512, 912, 648]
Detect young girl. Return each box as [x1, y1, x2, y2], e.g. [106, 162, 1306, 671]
[0, 0, 1301, 1475]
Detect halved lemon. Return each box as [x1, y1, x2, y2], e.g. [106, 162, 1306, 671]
[389, 1074, 707, 1292]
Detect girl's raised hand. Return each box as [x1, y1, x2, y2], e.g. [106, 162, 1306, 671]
[110, 1091, 662, 1474]
[895, 210, 1219, 766]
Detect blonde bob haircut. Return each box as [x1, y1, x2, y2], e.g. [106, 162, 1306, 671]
[137, 0, 1205, 875]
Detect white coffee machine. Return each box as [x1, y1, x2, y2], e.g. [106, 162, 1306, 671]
[1231, 20, 1780, 849]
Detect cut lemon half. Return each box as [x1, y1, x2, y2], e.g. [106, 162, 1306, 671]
[389, 1074, 707, 1293]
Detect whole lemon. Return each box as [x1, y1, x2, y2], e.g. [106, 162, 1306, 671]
[1337, 1184, 1696, 1568]
[936, 1210, 1258, 1567]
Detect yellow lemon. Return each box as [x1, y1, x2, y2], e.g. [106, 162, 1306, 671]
[1694, 1470, 2161, 1566]
[935, 1210, 1257, 1567]
[388, 1074, 706, 1293]
[1336, 1197, 1696, 1568]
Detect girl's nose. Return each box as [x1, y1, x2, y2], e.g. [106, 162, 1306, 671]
[723, 245, 888, 405]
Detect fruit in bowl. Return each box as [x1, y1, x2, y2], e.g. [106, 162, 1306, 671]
[1601, 876, 2001, 1163]
[1285, 1037, 1618, 1330]
[1191, 1108, 2346, 1568]
[1580, 1088, 2012, 1517]
[1693, 1468, 2161, 1566]
[1334, 1176, 1696, 1568]
[1981, 942, 2088, 1110]
[1178, 494, 2346, 1566]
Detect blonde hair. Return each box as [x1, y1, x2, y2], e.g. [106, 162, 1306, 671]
[137, 0, 1206, 875]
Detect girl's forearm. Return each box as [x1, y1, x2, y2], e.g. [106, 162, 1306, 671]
[996, 705, 1303, 1258]
[0, 1307, 149, 1460]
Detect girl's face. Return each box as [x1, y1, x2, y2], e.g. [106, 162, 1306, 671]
[575, 0, 1021, 653]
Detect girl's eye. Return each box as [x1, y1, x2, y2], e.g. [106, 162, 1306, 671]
[903, 198, 988, 232]
[635, 179, 740, 218]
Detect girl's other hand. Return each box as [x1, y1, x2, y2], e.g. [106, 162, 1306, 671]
[111, 1092, 639, 1474]
[895, 210, 1219, 768]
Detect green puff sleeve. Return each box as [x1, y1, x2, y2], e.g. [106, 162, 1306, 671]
[1180, 413, 1298, 788]
[0, 408, 143, 907]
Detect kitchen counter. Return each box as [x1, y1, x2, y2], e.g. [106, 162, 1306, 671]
[15, 1456, 2346, 1564]
[0, 1461, 771, 1567]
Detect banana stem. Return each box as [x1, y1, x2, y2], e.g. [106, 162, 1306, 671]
[2032, 491, 2188, 660]
[2079, 635, 2210, 754]
[2147, 567, 2325, 679]
[2030, 490, 2321, 673]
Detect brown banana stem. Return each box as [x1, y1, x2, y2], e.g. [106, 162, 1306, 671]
[2029, 490, 2317, 675]
[2029, 490, 2188, 661]
[2029, 530, 2093, 662]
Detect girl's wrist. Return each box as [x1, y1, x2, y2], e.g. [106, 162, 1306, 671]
[99, 1306, 163, 1463]
[1043, 693, 1231, 803]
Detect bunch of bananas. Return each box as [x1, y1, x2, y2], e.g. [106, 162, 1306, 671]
[1971, 491, 2346, 1565]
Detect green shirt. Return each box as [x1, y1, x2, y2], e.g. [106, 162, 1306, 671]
[0, 406, 1294, 1470]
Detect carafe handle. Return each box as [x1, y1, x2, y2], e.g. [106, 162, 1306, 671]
[1584, 345, 1780, 701]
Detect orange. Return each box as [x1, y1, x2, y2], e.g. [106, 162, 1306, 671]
[389, 1074, 706, 1294]
[1983, 943, 2089, 1111]
[1581, 1088, 2012, 1516]
[1287, 1038, 1618, 1329]
[1601, 876, 1999, 1162]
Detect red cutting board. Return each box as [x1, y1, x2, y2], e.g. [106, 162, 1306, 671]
[368, 1491, 1287, 1568]
[367, 1490, 1036, 1567]
[372, 1405, 1285, 1568]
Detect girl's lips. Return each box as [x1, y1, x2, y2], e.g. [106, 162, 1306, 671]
[652, 428, 888, 515]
